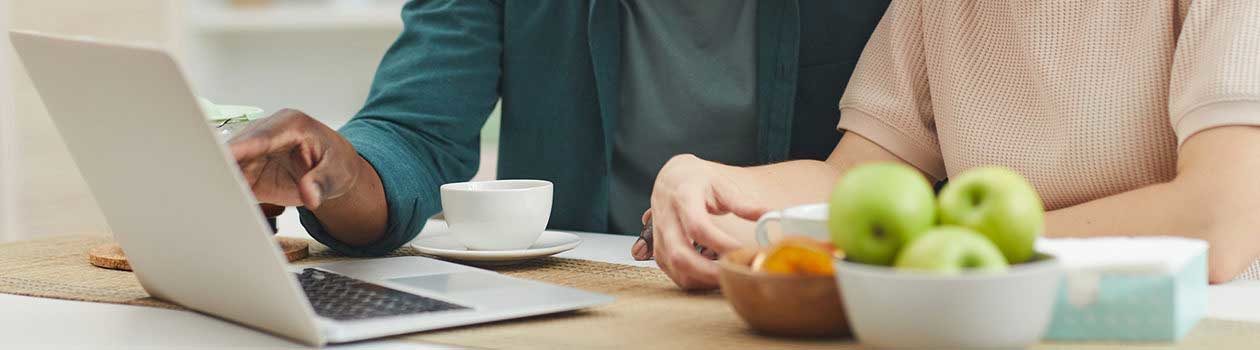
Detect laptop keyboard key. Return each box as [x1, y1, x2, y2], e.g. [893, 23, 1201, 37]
[296, 268, 470, 321]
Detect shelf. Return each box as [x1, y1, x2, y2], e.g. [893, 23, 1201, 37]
[189, 4, 402, 33]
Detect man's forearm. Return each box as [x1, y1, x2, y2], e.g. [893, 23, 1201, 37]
[312, 155, 389, 246]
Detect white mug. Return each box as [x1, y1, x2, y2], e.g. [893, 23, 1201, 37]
[754, 203, 830, 246]
[439, 179, 553, 250]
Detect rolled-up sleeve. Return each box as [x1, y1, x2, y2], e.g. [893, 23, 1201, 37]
[1169, 0, 1260, 145]
[299, 0, 504, 256]
[836, 0, 945, 180]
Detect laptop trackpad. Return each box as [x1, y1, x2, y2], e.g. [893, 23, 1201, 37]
[389, 272, 530, 295]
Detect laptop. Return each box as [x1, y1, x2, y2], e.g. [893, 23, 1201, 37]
[10, 30, 613, 346]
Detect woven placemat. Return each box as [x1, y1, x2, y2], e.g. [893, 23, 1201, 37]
[2, 236, 1258, 349]
[0, 235, 860, 349]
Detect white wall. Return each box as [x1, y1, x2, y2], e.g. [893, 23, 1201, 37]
[8, 0, 176, 240]
[176, 0, 501, 179]
[1, 0, 15, 242]
[4, 1, 499, 242]
[179, 1, 404, 128]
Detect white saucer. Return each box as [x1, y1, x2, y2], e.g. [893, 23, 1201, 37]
[410, 230, 582, 264]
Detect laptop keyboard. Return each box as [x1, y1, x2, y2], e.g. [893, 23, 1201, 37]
[296, 268, 470, 321]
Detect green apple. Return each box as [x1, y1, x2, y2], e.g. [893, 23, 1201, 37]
[938, 166, 1044, 264]
[829, 163, 937, 266]
[893, 226, 1009, 273]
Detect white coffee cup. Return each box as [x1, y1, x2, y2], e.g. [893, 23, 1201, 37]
[439, 179, 553, 250]
[754, 203, 830, 246]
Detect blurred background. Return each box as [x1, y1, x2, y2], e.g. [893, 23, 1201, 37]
[1, 0, 501, 242]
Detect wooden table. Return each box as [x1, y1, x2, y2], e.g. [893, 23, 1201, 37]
[2, 217, 1259, 349]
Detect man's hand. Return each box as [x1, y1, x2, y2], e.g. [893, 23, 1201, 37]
[229, 109, 363, 209]
[229, 109, 388, 246]
[648, 154, 769, 290]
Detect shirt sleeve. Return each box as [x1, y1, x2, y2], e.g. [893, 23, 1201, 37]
[299, 0, 503, 257]
[835, 0, 946, 180]
[1169, 0, 1260, 145]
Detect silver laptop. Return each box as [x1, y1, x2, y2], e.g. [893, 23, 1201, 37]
[10, 30, 612, 346]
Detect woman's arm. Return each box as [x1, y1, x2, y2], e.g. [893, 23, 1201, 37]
[648, 133, 909, 289]
[654, 125, 1260, 289]
[725, 133, 922, 209]
[1046, 125, 1260, 283]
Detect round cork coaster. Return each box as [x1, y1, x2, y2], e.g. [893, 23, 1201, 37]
[88, 237, 310, 271]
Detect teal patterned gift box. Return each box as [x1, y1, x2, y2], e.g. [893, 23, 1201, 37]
[1037, 238, 1208, 342]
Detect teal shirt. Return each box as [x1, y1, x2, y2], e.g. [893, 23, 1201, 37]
[610, 0, 760, 234]
[299, 0, 890, 256]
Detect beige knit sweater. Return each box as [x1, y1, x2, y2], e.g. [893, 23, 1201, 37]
[838, 0, 1260, 211]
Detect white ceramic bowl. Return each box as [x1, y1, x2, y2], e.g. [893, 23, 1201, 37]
[834, 256, 1063, 349]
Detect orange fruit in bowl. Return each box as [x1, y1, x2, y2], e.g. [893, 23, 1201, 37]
[752, 236, 841, 276]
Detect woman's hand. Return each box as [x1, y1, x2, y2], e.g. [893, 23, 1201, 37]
[642, 135, 907, 289]
[631, 210, 722, 261]
[648, 154, 770, 290]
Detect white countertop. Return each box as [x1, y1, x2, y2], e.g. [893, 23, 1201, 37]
[375, 219, 655, 269]
[4, 213, 1260, 348]
[0, 214, 649, 349]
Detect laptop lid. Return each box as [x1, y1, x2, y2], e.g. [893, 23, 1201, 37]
[10, 31, 323, 345]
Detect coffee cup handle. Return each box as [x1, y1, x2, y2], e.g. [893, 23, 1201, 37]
[754, 211, 782, 247]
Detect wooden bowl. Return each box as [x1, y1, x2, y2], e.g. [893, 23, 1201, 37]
[717, 248, 850, 338]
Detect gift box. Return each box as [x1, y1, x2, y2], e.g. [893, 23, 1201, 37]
[1036, 237, 1208, 342]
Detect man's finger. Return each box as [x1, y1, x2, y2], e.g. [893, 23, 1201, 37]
[229, 134, 274, 163]
[297, 155, 336, 210]
[227, 110, 310, 162]
[297, 172, 325, 210]
[230, 128, 309, 163]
